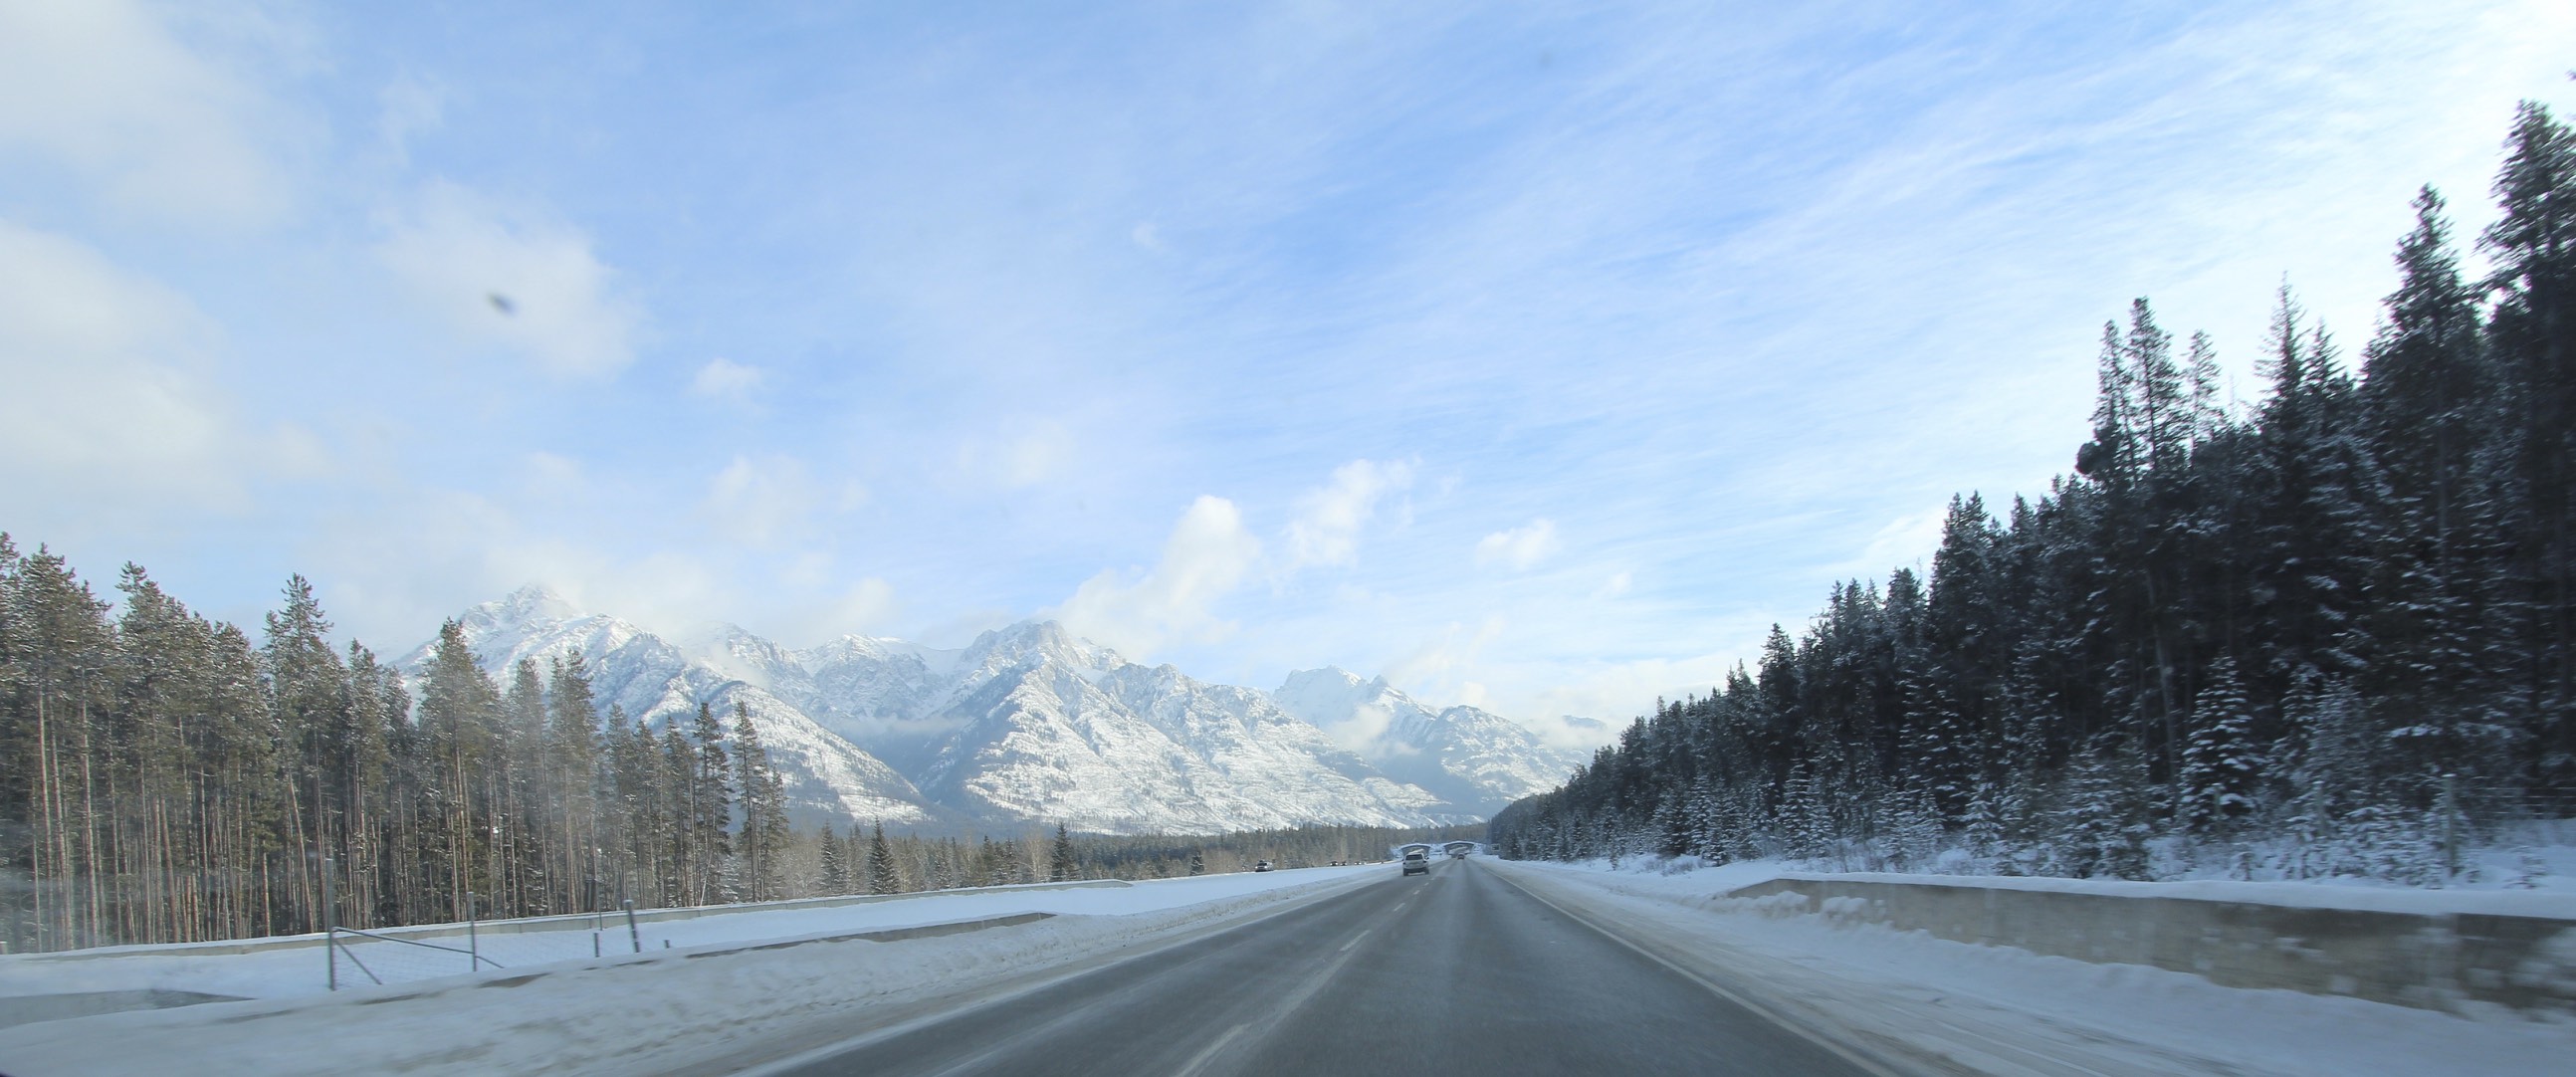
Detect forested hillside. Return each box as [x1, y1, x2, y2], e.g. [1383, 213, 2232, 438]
[1491, 103, 2576, 883]
[0, 565, 821, 952]
[0, 551, 1470, 953]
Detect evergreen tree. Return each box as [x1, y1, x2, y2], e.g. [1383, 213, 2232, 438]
[866, 820, 899, 895]
[731, 701, 787, 902]
[686, 702, 733, 904]
[2180, 657, 2259, 834]
[817, 821, 848, 894]
[1049, 822, 1078, 882]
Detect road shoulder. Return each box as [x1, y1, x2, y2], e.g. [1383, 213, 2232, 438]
[0, 870, 1388, 1077]
[1484, 859, 2576, 1077]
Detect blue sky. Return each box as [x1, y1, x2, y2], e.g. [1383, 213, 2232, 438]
[2, 1, 2569, 747]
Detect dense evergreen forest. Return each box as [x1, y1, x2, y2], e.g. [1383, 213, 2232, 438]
[1492, 103, 2576, 884]
[0, 540, 1462, 954]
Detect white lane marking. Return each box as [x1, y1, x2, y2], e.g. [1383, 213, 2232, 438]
[735, 872, 1392, 1077]
[1493, 869, 1908, 1077]
[1180, 919, 1377, 1075]
[1171, 1020, 1254, 1077]
[1339, 928, 1376, 954]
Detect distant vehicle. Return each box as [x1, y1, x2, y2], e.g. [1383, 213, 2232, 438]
[1402, 851, 1429, 876]
[1449, 849, 1466, 859]
[1253, 860, 1274, 872]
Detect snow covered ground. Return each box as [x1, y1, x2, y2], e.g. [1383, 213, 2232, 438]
[1494, 856, 2576, 1076]
[0, 865, 1388, 1076]
[1554, 848, 2576, 917]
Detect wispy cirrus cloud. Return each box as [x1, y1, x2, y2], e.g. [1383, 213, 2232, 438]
[6, 0, 2573, 754]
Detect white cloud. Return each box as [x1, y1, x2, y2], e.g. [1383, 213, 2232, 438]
[311, 488, 729, 652]
[954, 422, 1075, 490]
[1833, 507, 1946, 578]
[701, 453, 834, 547]
[1595, 570, 1632, 598]
[1473, 518, 1560, 570]
[375, 180, 642, 377]
[0, 219, 300, 517]
[1284, 458, 1413, 571]
[690, 357, 765, 400]
[1054, 496, 1263, 658]
[1385, 616, 1507, 696]
[519, 450, 584, 500]
[374, 72, 445, 168]
[778, 576, 900, 643]
[0, 0, 291, 227]
[1317, 699, 1403, 754]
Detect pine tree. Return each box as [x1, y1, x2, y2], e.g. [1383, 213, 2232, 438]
[817, 821, 848, 894]
[866, 820, 899, 895]
[686, 702, 733, 905]
[2055, 736, 2151, 881]
[730, 701, 786, 902]
[2481, 102, 2576, 783]
[544, 655, 601, 913]
[2180, 657, 2259, 834]
[1049, 822, 1078, 882]
[417, 620, 503, 923]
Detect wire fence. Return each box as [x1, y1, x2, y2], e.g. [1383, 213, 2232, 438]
[326, 902, 643, 990]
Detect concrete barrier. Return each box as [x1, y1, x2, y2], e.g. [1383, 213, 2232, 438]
[1724, 875, 2576, 1015]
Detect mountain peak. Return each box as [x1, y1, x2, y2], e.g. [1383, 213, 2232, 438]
[965, 619, 1121, 671]
[475, 583, 584, 627]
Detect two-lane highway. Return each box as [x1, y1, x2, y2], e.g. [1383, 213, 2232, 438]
[762, 857, 1878, 1076]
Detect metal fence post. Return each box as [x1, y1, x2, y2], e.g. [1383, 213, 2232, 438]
[323, 856, 337, 992]
[624, 899, 640, 954]
[467, 892, 480, 971]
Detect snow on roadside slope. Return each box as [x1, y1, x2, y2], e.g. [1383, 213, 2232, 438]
[0, 867, 1387, 1077]
[1494, 858, 2576, 1077]
[1542, 851, 2576, 917]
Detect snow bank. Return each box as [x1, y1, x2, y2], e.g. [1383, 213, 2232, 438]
[1759, 868, 2576, 918]
[1555, 844, 2576, 913]
[0, 869, 1378, 1004]
[0, 865, 1388, 1076]
[1498, 858, 2576, 1076]
[1526, 854, 2576, 1013]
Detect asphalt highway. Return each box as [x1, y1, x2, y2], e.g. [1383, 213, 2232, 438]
[766, 857, 1877, 1077]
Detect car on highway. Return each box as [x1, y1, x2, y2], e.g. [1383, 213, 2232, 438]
[1253, 860, 1273, 872]
[1402, 851, 1429, 876]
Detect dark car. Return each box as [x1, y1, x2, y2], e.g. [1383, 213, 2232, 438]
[1253, 859, 1273, 872]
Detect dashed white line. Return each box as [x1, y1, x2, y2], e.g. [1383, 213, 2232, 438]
[1170, 1019, 1253, 1077]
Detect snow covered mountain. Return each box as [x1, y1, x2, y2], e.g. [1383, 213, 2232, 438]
[905, 622, 1467, 832]
[1271, 667, 1589, 816]
[400, 587, 1536, 833]
[395, 587, 935, 825]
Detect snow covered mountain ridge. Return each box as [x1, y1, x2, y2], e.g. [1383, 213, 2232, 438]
[399, 585, 1582, 834]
